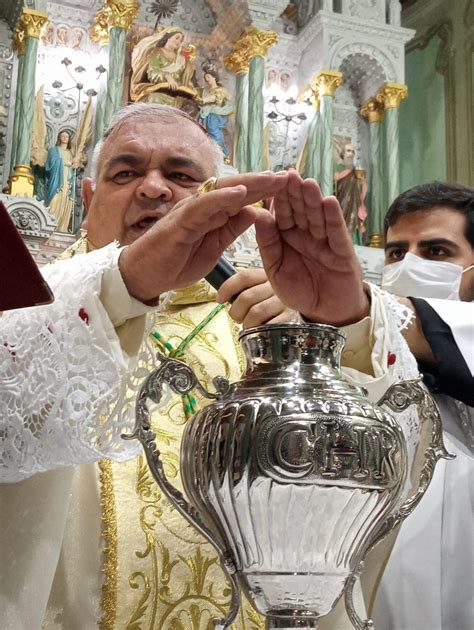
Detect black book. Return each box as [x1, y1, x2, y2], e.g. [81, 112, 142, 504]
[0, 200, 54, 310]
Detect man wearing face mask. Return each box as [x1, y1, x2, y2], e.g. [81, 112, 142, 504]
[370, 181, 474, 630]
[381, 181, 473, 405]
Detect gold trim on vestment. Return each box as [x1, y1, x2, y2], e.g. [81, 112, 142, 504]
[102, 294, 262, 627]
[98, 459, 118, 630]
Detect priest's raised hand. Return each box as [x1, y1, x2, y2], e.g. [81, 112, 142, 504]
[111, 171, 287, 304]
[255, 169, 370, 327]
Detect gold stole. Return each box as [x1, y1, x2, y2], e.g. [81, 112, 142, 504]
[60, 237, 263, 628]
[103, 285, 264, 629]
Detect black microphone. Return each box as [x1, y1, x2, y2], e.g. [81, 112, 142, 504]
[205, 256, 238, 302]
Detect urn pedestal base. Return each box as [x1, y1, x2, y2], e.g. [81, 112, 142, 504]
[267, 612, 319, 628]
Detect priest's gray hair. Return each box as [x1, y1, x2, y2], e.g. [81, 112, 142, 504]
[90, 103, 225, 189]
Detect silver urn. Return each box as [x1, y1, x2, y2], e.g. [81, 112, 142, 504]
[126, 323, 448, 629]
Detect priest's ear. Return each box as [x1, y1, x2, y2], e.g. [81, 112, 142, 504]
[81, 177, 94, 228]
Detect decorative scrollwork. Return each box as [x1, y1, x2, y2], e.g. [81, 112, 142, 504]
[368, 385, 453, 552]
[123, 355, 239, 629]
[345, 562, 374, 630]
[10, 209, 40, 231]
[377, 378, 424, 411]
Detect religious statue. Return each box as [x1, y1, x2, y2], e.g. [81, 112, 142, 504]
[280, 71, 292, 93]
[41, 23, 54, 46]
[44, 130, 79, 233]
[130, 25, 197, 111]
[56, 25, 69, 48]
[197, 62, 233, 160]
[71, 28, 85, 51]
[31, 88, 92, 233]
[266, 68, 278, 90]
[334, 139, 368, 245]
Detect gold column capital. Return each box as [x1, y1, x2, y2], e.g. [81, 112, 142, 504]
[315, 69, 343, 97]
[105, 0, 139, 30]
[360, 97, 385, 123]
[368, 233, 384, 248]
[224, 48, 250, 74]
[241, 25, 278, 60]
[18, 8, 48, 40]
[305, 82, 320, 110]
[12, 26, 25, 55]
[376, 82, 408, 109]
[89, 5, 111, 45]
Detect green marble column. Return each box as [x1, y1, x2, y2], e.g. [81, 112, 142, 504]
[102, 1, 139, 131]
[377, 82, 408, 205]
[299, 86, 322, 181]
[8, 9, 48, 196]
[15, 37, 39, 167]
[10, 49, 25, 170]
[385, 107, 401, 205]
[319, 95, 336, 196]
[93, 44, 109, 143]
[103, 27, 126, 131]
[306, 108, 322, 181]
[247, 55, 265, 172]
[239, 26, 278, 173]
[224, 41, 250, 172]
[368, 120, 384, 239]
[361, 97, 385, 247]
[316, 70, 342, 196]
[234, 70, 249, 172]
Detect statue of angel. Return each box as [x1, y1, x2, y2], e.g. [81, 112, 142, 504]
[31, 88, 92, 233]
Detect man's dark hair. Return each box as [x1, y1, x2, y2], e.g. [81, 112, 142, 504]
[384, 181, 474, 246]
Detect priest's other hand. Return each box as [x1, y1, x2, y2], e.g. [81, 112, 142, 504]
[217, 267, 296, 329]
[255, 170, 370, 327]
[118, 171, 288, 303]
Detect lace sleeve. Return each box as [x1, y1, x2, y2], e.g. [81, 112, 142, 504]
[367, 282, 419, 381]
[0, 244, 145, 482]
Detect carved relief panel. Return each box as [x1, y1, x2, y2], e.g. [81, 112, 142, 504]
[0, 19, 16, 189]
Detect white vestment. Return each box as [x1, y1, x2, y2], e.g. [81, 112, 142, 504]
[372, 302, 474, 630]
[0, 244, 156, 628]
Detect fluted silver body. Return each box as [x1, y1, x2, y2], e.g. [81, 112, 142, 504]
[181, 325, 405, 625]
[128, 323, 447, 629]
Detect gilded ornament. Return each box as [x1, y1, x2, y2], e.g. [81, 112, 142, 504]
[107, 302, 248, 628]
[18, 8, 48, 40]
[307, 81, 321, 110]
[105, 0, 139, 31]
[315, 69, 343, 97]
[8, 164, 34, 197]
[241, 25, 278, 60]
[376, 82, 408, 110]
[368, 233, 384, 248]
[12, 26, 25, 55]
[360, 97, 385, 123]
[89, 5, 111, 45]
[224, 48, 250, 75]
[98, 459, 118, 630]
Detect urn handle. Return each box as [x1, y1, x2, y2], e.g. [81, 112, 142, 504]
[376, 378, 453, 527]
[123, 354, 240, 629]
[345, 378, 451, 630]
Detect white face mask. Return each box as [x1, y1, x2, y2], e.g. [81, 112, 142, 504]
[381, 252, 474, 301]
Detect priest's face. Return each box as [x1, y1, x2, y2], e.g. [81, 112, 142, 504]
[82, 117, 218, 247]
[385, 207, 474, 301]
